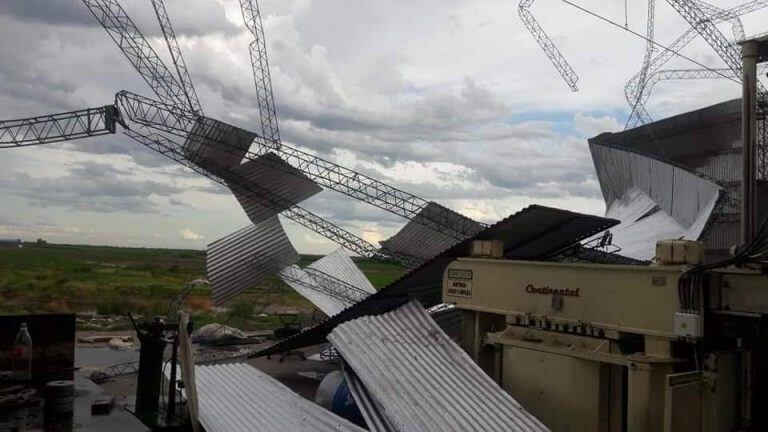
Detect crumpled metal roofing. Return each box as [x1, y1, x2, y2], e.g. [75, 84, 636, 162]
[380, 202, 484, 260]
[184, 117, 255, 172]
[329, 301, 549, 432]
[308, 248, 376, 294]
[229, 152, 322, 225]
[342, 362, 397, 432]
[207, 216, 299, 305]
[588, 99, 749, 262]
[279, 265, 362, 317]
[253, 205, 617, 357]
[193, 363, 366, 432]
[279, 248, 375, 317]
[590, 142, 722, 261]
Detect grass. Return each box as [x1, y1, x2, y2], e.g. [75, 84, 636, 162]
[0, 242, 405, 331]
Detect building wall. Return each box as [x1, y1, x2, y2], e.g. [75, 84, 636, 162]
[589, 99, 766, 262]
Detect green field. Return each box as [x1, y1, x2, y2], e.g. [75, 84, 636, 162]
[0, 243, 405, 330]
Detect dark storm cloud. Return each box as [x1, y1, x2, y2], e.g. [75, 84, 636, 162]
[5, 160, 186, 214]
[0, 0, 237, 37]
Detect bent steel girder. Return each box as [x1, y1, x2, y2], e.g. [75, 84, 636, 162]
[122, 126, 395, 261]
[518, 0, 579, 91]
[116, 91, 485, 242]
[625, 0, 768, 128]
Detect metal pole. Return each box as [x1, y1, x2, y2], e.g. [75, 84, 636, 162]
[166, 333, 179, 424]
[741, 40, 759, 246]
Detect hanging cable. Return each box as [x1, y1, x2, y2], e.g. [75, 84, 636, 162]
[624, 0, 629, 29]
[560, 0, 742, 85]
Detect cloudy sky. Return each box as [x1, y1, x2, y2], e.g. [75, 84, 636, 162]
[0, 0, 765, 253]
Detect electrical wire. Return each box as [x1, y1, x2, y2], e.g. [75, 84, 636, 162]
[624, 0, 629, 29]
[559, 0, 743, 85]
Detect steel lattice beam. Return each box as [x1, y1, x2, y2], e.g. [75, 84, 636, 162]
[150, 0, 203, 114]
[81, 0, 190, 111]
[0, 106, 118, 147]
[115, 91, 485, 242]
[240, 0, 281, 147]
[279, 266, 370, 306]
[518, 0, 579, 91]
[87, 0, 482, 246]
[122, 126, 393, 261]
[625, 0, 768, 128]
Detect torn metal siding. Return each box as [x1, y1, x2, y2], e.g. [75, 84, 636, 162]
[308, 248, 376, 294]
[380, 202, 484, 260]
[253, 205, 617, 357]
[329, 301, 549, 432]
[590, 142, 722, 261]
[228, 153, 322, 225]
[194, 363, 366, 432]
[206, 216, 299, 305]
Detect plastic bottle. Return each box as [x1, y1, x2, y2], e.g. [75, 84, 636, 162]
[12, 322, 33, 381]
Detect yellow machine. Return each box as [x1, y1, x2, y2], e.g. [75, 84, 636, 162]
[443, 240, 768, 432]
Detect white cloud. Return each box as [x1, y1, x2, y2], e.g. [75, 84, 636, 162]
[180, 228, 204, 241]
[573, 113, 623, 138]
[0, 0, 765, 252]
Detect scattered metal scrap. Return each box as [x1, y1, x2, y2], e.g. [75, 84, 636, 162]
[330, 301, 549, 432]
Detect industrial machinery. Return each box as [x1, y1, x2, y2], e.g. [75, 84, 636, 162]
[444, 35, 768, 432]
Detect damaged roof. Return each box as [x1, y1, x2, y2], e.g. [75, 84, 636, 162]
[253, 204, 617, 357]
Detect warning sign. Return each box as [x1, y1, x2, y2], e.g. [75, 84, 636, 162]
[447, 280, 472, 298]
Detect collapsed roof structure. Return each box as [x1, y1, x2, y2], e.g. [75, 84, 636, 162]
[590, 99, 768, 262]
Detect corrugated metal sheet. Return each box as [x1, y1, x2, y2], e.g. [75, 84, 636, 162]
[587, 99, 753, 263]
[380, 202, 484, 260]
[342, 362, 397, 432]
[207, 216, 299, 305]
[184, 117, 255, 172]
[329, 301, 549, 432]
[429, 304, 463, 342]
[279, 265, 356, 317]
[229, 153, 322, 225]
[590, 142, 722, 260]
[590, 143, 721, 228]
[308, 248, 376, 294]
[279, 249, 375, 317]
[253, 205, 617, 357]
[193, 363, 366, 432]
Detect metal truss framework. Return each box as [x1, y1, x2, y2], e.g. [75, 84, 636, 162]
[149, 0, 202, 114]
[84, 0, 480, 244]
[625, 0, 768, 128]
[0, 106, 119, 147]
[240, 0, 281, 146]
[279, 266, 370, 306]
[518, 0, 579, 92]
[116, 91, 484, 242]
[2, 0, 478, 275]
[122, 126, 388, 261]
[81, 0, 190, 111]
